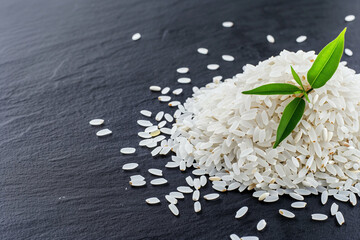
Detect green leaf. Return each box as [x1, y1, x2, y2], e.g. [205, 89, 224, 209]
[273, 97, 305, 148]
[290, 66, 310, 103]
[290, 66, 305, 90]
[242, 83, 302, 95]
[307, 28, 346, 89]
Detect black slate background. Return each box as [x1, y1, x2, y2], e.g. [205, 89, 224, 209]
[1, 0, 360, 239]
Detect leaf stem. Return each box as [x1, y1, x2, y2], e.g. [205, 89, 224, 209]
[301, 88, 313, 99]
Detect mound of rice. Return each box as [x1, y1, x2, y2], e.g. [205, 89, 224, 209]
[170, 50, 360, 194]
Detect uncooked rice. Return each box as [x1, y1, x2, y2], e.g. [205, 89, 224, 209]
[197, 48, 208, 55]
[120, 147, 136, 154]
[140, 110, 152, 117]
[150, 178, 168, 185]
[311, 213, 328, 221]
[165, 195, 178, 204]
[129, 180, 146, 187]
[148, 168, 163, 176]
[177, 67, 189, 74]
[266, 35, 275, 43]
[291, 201, 307, 208]
[345, 15, 355, 22]
[89, 119, 104, 126]
[96, 129, 112, 136]
[203, 193, 220, 200]
[132, 33, 141, 41]
[256, 219, 266, 231]
[168, 204, 179, 216]
[331, 202, 339, 215]
[222, 21, 234, 28]
[222, 55, 235, 62]
[158, 96, 171, 102]
[235, 206, 248, 219]
[122, 48, 360, 238]
[149, 86, 161, 91]
[279, 209, 295, 218]
[207, 64, 220, 70]
[172, 88, 183, 95]
[345, 48, 353, 56]
[122, 163, 138, 170]
[170, 191, 184, 199]
[168, 50, 360, 200]
[296, 35, 307, 43]
[335, 211, 345, 225]
[161, 87, 170, 94]
[178, 77, 191, 84]
[194, 201, 201, 212]
[146, 197, 160, 204]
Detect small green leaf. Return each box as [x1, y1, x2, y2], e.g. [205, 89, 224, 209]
[307, 28, 346, 89]
[242, 83, 302, 95]
[290, 66, 310, 103]
[290, 66, 305, 90]
[273, 97, 305, 148]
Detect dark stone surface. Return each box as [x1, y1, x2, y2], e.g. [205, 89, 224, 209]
[1, 0, 360, 239]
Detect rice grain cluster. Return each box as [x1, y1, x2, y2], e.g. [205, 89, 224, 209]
[169, 50, 360, 198]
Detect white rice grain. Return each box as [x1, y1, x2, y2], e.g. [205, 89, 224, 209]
[222, 55, 235, 62]
[177, 67, 189, 74]
[321, 190, 328, 205]
[197, 48, 208, 55]
[158, 96, 171, 102]
[200, 176, 207, 187]
[222, 21, 234, 28]
[230, 234, 240, 240]
[165, 195, 178, 204]
[331, 203, 339, 216]
[96, 129, 112, 137]
[168, 204, 179, 216]
[279, 209, 295, 218]
[207, 64, 220, 70]
[204, 193, 220, 200]
[148, 168, 163, 176]
[296, 35, 307, 43]
[89, 119, 104, 126]
[266, 35, 275, 43]
[137, 120, 153, 127]
[146, 197, 160, 204]
[129, 180, 146, 187]
[149, 86, 161, 92]
[155, 111, 164, 121]
[345, 48, 353, 57]
[335, 211, 345, 225]
[291, 201, 307, 209]
[164, 113, 174, 122]
[172, 88, 183, 95]
[192, 190, 200, 201]
[177, 186, 193, 194]
[345, 15, 355, 22]
[235, 206, 248, 219]
[120, 147, 136, 154]
[239, 236, 259, 240]
[311, 214, 328, 221]
[150, 178, 168, 186]
[170, 192, 184, 199]
[194, 201, 201, 212]
[256, 219, 266, 231]
[122, 163, 138, 170]
[161, 87, 170, 94]
[132, 33, 141, 41]
[140, 110, 152, 117]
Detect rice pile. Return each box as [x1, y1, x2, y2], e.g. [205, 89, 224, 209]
[170, 50, 360, 195]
